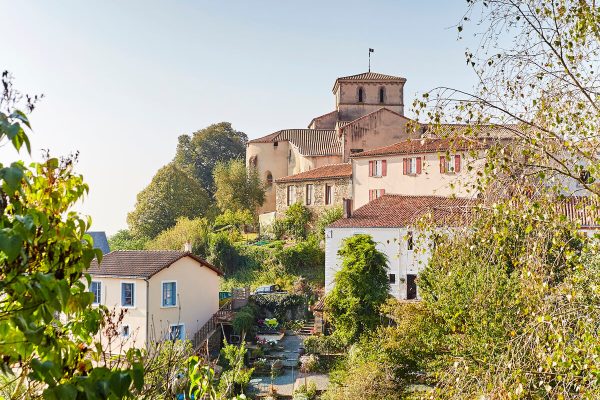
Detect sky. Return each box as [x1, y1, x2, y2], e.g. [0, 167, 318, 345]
[0, 0, 480, 235]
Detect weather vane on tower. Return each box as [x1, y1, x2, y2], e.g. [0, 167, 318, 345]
[368, 48, 374, 72]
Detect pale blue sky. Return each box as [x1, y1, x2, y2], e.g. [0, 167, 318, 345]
[1, 0, 478, 235]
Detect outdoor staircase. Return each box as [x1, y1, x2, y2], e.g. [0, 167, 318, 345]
[298, 318, 315, 336]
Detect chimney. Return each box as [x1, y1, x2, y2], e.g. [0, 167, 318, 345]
[343, 198, 352, 218]
[183, 242, 192, 252]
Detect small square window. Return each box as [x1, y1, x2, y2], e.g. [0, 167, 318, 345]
[122, 325, 130, 337]
[389, 273, 396, 284]
[169, 324, 185, 341]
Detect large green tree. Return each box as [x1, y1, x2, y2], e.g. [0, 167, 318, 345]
[0, 72, 142, 399]
[127, 163, 211, 238]
[174, 122, 247, 196]
[325, 234, 389, 344]
[146, 217, 212, 257]
[108, 229, 148, 250]
[213, 159, 265, 216]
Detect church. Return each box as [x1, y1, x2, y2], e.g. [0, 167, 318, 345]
[246, 72, 421, 215]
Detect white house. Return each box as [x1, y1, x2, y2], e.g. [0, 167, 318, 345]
[87, 250, 223, 351]
[325, 195, 475, 299]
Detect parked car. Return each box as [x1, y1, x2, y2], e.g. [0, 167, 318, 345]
[254, 284, 284, 295]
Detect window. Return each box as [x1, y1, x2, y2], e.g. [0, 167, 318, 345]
[389, 273, 396, 284]
[379, 87, 385, 103]
[273, 141, 278, 147]
[369, 189, 385, 201]
[249, 155, 257, 168]
[403, 157, 422, 175]
[91, 281, 101, 305]
[407, 274, 418, 300]
[440, 155, 461, 173]
[350, 148, 364, 154]
[266, 172, 273, 187]
[169, 324, 185, 341]
[358, 87, 364, 103]
[122, 325, 130, 337]
[287, 185, 296, 206]
[162, 281, 177, 307]
[305, 184, 314, 205]
[325, 184, 333, 205]
[369, 160, 387, 177]
[407, 231, 414, 250]
[121, 283, 135, 307]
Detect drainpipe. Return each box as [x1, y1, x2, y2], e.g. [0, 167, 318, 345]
[145, 278, 150, 351]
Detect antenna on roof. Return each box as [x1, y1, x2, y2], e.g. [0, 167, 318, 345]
[368, 48, 375, 72]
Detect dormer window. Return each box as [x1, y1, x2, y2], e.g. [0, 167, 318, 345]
[379, 87, 385, 103]
[358, 87, 364, 103]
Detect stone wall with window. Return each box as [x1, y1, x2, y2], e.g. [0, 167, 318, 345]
[275, 177, 352, 215]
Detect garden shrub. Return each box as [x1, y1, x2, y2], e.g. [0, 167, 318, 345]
[303, 334, 346, 355]
[252, 293, 306, 321]
[276, 238, 324, 275]
[314, 206, 343, 240]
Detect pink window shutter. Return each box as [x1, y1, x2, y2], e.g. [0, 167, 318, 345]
[369, 161, 373, 177]
[455, 155, 461, 172]
[416, 157, 422, 174]
[403, 158, 407, 175]
[440, 156, 445, 173]
[382, 160, 387, 176]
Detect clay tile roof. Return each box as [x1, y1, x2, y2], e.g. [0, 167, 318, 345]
[308, 110, 338, 128]
[88, 250, 223, 278]
[248, 129, 341, 156]
[350, 137, 490, 158]
[333, 72, 406, 92]
[426, 123, 520, 139]
[329, 195, 478, 228]
[275, 163, 352, 183]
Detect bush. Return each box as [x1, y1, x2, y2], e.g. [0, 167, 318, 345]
[252, 293, 306, 321]
[299, 354, 320, 373]
[303, 334, 346, 355]
[272, 203, 312, 240]
[276, 239, 324, 275]
[314, 206, 343, 240]
[294, 382, 317, 400]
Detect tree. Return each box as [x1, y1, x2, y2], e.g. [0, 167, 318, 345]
[417, 0, 600, 198]
[127, 163, 212, 238]
[108, 229, 149, 250]
[146, 217, 212, 257]
[174, 122, 247, 196]
[314, 206, 343, 241]
[0, 72, 142, 398]
[325, 234, 389, 344]
[213, 159, 265, 217]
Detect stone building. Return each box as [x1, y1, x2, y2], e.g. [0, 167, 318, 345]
[274, 163, 352, 215]
[247, 72, 420, 214]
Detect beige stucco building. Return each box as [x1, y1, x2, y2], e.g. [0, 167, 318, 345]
[247, 72, 421, 214]
[88, 250, 222, 352]
[274, 163, 352, 215]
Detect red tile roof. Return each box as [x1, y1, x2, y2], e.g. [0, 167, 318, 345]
[88, 250, 223, 278]
[329, 195, 477, 228]
[275, 163, 352, 183]
[350, 137, 490, 158]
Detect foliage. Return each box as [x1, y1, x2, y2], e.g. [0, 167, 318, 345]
[138, 340, 194, 400]
[146, 217, 212, 257]
[299, 354, 319, 373]
[281, 203, 312, 240]
[231, 306, 256, 337]
[0, 72, 142, 399]
[174, 122, 247, 196]
[275, 238, 324, 276]
[314, 206, 343, 241]
[127, 163, 211, 238]
[303, 334, 346, 355]
[213, 159, 265, 217]
[208, 232, 247, 275]
[217, 341, 253, 398]
[108, 229, 149, 250]
[293, 382, 317, 400]
[215, 209, 254, 234]
[252, 293, 305, 322]
[325, 234, 389, 344]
